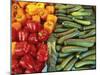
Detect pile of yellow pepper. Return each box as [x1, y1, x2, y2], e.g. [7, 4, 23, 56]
[12, 1, 57, 33]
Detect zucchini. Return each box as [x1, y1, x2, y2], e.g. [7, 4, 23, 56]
[57, 30, 79, 44]
[71, 11, 91, 16]
[67, 15, 84, 19]
[67, 5, 82, 14]
[82, 54, 96, 61]
[64, 39, 95, 47]
[79, 29, 96, 38]
[75, 60, 96, 68]
[56, 28, 76, 37]
[73, 18, 91, 25]
[54, 28, 68, 33]
[62, 21, 82, 29]
[58, 53, 71, 58]
[56, 55, 74, 71]
[56, 45, 62, 52]
[58, 16, 72, 21]
[56, 10, 66, 14]
[83, 25, 95, 30]
[79, 49, 96, 59]
[64, 57, 78, 71]
[61, 46, 88, 53]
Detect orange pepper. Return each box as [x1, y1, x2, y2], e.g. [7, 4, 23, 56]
[39, 9, 48, 20]
[44, 21, 55, 33]
[47, 14, 57, 24]
[12, 3, 20, 12]
[46, 6, 55, 14]
[17, 8, 24, 14]
[18, 2, 28, 8]
[32, 15, 41, 23]
[15, 13, 26, 23]
[12, 21, 22, 30]
[12, 42, 16, 55]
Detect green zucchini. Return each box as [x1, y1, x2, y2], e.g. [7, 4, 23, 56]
[83, 25, 95, 30]
[54, 28, 68, 33]
[71, 11, 91, 16]
[82, 54, 96, 61]
[62, 21, 82, 29]
[79, 29, 96, 38]
[64, 39, 95, 47]
[75, 60, 96, 68]
[79, 49, 96, 59]
[58, 53, 71, 58]
[56, 10, 66, 14]
[58, 16, 72, 21]
[56, 45, 62, 52]
[67, 15, 84, 19]
[56, 13, 67, 17]
[56, 55, 74, 71]
[64, 57, 78, 71]
[57, 30, 79, 44]
[73, 18, 91, 25]
[61, 46, 88, 53]
[56, 28, 76, 37]
[67, 5, 82, 14]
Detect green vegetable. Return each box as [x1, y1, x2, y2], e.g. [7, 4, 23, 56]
[62, 21, 82, 29]
[58, 16, 72, 21]
[67, 5, 82, 13]
[79, 49, 96, 59]
[54, 28, 68, 33]
[79, 29, 96, 38]
[57, 30, 79, 44]
[56, 45, 62, 52]
[73, 18, 91, 25]
[71, 11, 91, 16]
[64, 57, 78, 71]
[56, 55, 74, 71]
[64, 39, 95, 47]
[61, 46, 88, 53]
[56, 28, 76, 37]
[83, 25, 95, 30]
[75, 60, 96, 68]
[82, 54, 96, 61]
[58, 53, 71, 58]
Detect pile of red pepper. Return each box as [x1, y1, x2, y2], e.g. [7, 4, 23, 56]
[12, 1, 57, 74]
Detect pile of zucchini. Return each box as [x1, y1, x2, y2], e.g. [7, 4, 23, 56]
[47, 4, 96, 72]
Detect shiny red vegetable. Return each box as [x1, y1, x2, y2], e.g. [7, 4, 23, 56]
[38, 29, 50, 42]
[28, 33, 38, 44]
[37, 43, 48, 62]
[15, 42, 31, 56]
[18, 30, 28, 41]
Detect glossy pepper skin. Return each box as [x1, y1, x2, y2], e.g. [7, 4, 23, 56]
[37, 43, 48, 62]
[18, 30, 28, 41]
[38, 29, 50, 42]
[19, 54, 35, 70]
[25, 20, 42, 32]
[28, 33, 38, 44]
[15, 42, 31, 57]
[12, 27, 18, 41]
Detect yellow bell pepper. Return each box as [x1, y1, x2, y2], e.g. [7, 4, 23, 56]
[26, 3, 37, 15]
[36, 3, 45, 9]
[12, 42, 16, 55]
[44, 21, 55, 33]
[32, 15, 41, 23]
[39, 9, 48, 20]
[47, 14, 57, 24]
[46, 6, 55, 14]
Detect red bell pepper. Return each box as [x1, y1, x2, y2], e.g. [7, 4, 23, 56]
[15, 42, 31, 57]
[18, 30, 28, 41]
[37, 43, 48, 62]
[12, 27, 18, 41]
[38, 29, 50, 42]
[28, 33, 38, 44]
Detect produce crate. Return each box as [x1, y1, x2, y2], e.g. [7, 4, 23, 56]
[11, 0, 96, 74]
